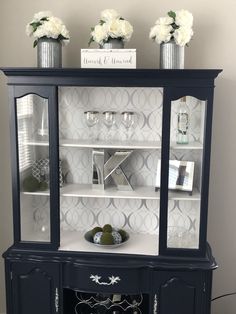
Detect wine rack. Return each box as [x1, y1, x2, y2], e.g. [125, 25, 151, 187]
[63, 289, 148, 314]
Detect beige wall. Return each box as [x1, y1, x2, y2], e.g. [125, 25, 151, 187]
[0, 0, 235, 313]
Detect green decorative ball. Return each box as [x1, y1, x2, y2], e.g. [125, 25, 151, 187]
[39, 181, 49, 191]
[100, 232, 114, 245]
[22, 175, 40, 192]
[103, 224, 113, 233]
[91, 226, 103, 237]
[118, 229, 127, 242]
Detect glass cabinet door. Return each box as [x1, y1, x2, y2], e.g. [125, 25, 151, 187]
[166, 96, 206, 250]
[16, 94, 51, 242]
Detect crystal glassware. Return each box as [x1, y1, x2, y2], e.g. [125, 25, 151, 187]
[103, 111, 116, 141]
[121, 111, 136, 140]
[84, 111, 99, 141]
[176, 97, 189, 144]
[37, 103, 49, 141]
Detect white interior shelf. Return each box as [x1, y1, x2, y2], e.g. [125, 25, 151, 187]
[170, 142, 203, 150]
[22, 184, 201, 201]
[24, 140, 49, 146]
[59, 230, 159, 256]
[60, 139, 162, 150]
[23, 139, 203, 150]
[23, 190, 50, 196]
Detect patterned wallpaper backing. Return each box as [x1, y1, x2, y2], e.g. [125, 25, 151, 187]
[58, 87, 203, 248]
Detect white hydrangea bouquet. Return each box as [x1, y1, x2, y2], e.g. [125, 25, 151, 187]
[149, 10, 193, 46]
[89, 9, 133, 46]
[26, 11, 70, 47]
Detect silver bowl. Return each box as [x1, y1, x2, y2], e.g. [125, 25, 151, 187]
[84, 230, 129, 248]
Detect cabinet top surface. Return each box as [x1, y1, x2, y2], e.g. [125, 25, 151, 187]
[0, 68, 222, 87]
[1, 67, 222, 78]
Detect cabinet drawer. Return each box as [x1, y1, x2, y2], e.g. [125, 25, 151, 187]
[63, 263, 149, 293]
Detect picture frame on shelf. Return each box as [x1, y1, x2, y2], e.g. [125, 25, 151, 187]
[155, 160, 195, 194]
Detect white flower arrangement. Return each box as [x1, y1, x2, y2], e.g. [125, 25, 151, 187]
[89, 9, 133, 46]
[149, 10, 193, 46]
[26, 11, 70, 47]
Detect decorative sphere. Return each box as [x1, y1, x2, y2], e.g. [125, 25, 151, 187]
[23, 175, 40, 192]
[118, 229, 127, 242]
[86, 231, 94, 242]
[100, 232, 114, 245]
[91, 226, 103, 236]
[93, 232, 103, 244]
[39, 181, 48, 191]
[112, 231, 122, 244]
[103, 224, 113, 233]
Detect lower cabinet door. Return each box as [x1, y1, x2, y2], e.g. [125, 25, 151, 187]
[152, 271, 206, 314]
[10, 261, 61, 314]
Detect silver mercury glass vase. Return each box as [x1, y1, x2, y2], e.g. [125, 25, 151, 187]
[37, 38, 62, 68]
[160, 40, 184, 69]
[100, 38, 124, 49]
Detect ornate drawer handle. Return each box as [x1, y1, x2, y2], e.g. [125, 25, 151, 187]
[90, 274, 121, 286]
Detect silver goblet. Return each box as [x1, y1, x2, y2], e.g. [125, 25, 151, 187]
[84, 111, 99, 140]
[121, 111, 136, 140]
[103, 111, 116, 141]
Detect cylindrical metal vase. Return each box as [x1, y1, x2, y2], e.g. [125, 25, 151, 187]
[37, 38, 62, 68]
[101, 39, 124, 49]
[160, 41, 184, 69]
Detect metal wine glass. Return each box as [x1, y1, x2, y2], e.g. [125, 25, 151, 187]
[103, 111, 116, 141]
[121, 111, 136, 140]
[84, 111, 99, 140]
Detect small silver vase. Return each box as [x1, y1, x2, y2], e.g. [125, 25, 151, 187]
[160, 40, 184, 69]
[37, 38, 62, 68]
[100, 39, 124, 49]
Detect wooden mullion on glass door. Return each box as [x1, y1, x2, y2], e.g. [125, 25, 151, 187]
[159, 87, 172, 255]
[48, 85, 60, 249]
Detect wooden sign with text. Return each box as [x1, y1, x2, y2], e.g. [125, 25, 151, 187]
[81, 49, 136, 68]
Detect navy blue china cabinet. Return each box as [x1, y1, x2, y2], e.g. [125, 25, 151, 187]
[1, 68, 221, 314]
